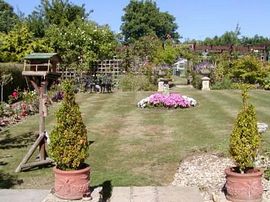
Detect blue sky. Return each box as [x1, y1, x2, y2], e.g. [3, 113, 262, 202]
[5, 0, 270, 40]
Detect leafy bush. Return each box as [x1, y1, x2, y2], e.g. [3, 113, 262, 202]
[191, 73, 203, 89]
[229, 87, 261, 173]
[49, 80, 89, 170]
[22, 90, 39, 113]
[263, 76, 270, 90]
[211, 77, 233, 90]
[118, 73, 156, 91]
[230, 55, 268, 85]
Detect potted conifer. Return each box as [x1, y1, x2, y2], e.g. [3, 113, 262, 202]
[49, 80, 90, 200]
[225, 86, 263, 202]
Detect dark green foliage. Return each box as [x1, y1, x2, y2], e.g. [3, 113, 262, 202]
[240, 35, 270, 46]
[26, 11, 46, 38]
[199, 24, 270, 46]
[191, 73, 202, 89]
[0, 0, 19, 33]
[0, 63, 26, 102]
[229, 87, 261, 172]
[26, 0, 89, 38]
[121, 0, 179, 42]
[49, 80, 89, 170]
[39, 0, 89, 26]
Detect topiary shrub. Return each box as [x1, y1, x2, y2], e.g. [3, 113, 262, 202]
[49, 80, 89, 170]
[229, 86, 261, 173]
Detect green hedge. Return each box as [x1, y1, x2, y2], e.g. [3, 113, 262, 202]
[0, 63, 27, 102]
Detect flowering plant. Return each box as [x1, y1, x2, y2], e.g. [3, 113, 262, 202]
[138, 93, 197, 109]
[8, 90, 21, 104]
[22, 90, 38, 104]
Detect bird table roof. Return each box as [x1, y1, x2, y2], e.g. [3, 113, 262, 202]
[24, 53, 59, 60]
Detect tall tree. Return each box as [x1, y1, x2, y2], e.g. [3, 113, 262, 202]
[26, 0, 90, 37]
[0, 0, 19, 33]
[41, 0, 89, 25]
[202, 24, 241, 46]
[240, 35, 270, 46]
[26, 10, 46, 38]
[45, 18, 117, 70]
[121, 0, 179, 43]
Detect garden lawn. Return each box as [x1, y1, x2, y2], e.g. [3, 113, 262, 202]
[1, 87, 270, 189]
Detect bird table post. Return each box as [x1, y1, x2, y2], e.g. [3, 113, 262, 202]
[39, 81, 48, 161]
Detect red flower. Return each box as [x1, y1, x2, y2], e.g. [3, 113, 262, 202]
[12, 91, 18, 98]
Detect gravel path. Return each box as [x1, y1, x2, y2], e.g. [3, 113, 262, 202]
[171, 153, 270, 202]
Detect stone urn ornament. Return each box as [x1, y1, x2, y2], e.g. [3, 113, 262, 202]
[49, 80, 91, 200]
[225, 86, 263, 202]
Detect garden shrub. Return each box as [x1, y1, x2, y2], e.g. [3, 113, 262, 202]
[0, 63, 26, 102]
[211, 76, 233, 90]
[263, 75, 270, 90]
[229, 87, 261, 173]
[191, 73, 203, 89]
[230, 55, 268, 85]
[49, 80, 89, 170]
[118, 73, 156, 91]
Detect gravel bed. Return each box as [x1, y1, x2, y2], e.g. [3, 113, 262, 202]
[171, 153, 270, 202]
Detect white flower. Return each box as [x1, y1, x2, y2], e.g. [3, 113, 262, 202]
[257, 122, 268, 133]
[137, 97, 150, 108]
[182, 96, 197, 106]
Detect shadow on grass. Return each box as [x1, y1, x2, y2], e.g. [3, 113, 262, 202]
[0, 171, 23, 188]
[90, 180, 112, 202]
[0, 130, 35, 149]
[0, 161, 8, 166]
[23, 163, 54, 172]
[88, 140, 95, 145]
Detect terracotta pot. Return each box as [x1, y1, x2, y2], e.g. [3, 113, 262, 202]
[53, 165, 91, 200]
[225, 167, 263, 202]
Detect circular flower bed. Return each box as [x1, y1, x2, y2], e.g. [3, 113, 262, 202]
[137, 93, 197, 109]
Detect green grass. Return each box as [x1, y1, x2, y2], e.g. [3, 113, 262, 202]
[1, 88, 270, 189]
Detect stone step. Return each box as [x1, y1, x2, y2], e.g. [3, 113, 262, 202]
[42, 186, 204, 202]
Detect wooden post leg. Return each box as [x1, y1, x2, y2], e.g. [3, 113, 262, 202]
[15, 79, 52, 172]
[39, 81, 47, 160]
[15, 134, 45, 172]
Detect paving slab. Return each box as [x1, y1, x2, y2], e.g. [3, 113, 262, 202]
[132, 186, 156, 202]
[110, 187, 130, 202]
[42, 186, 203, 202]
[0, 189, 49, 202]
[157, 186, 203, 202]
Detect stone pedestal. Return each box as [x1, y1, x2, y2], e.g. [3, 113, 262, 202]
[163, 84, 169, 96]
[201, 77, 210, 91]
[158, 81, 164, 92]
